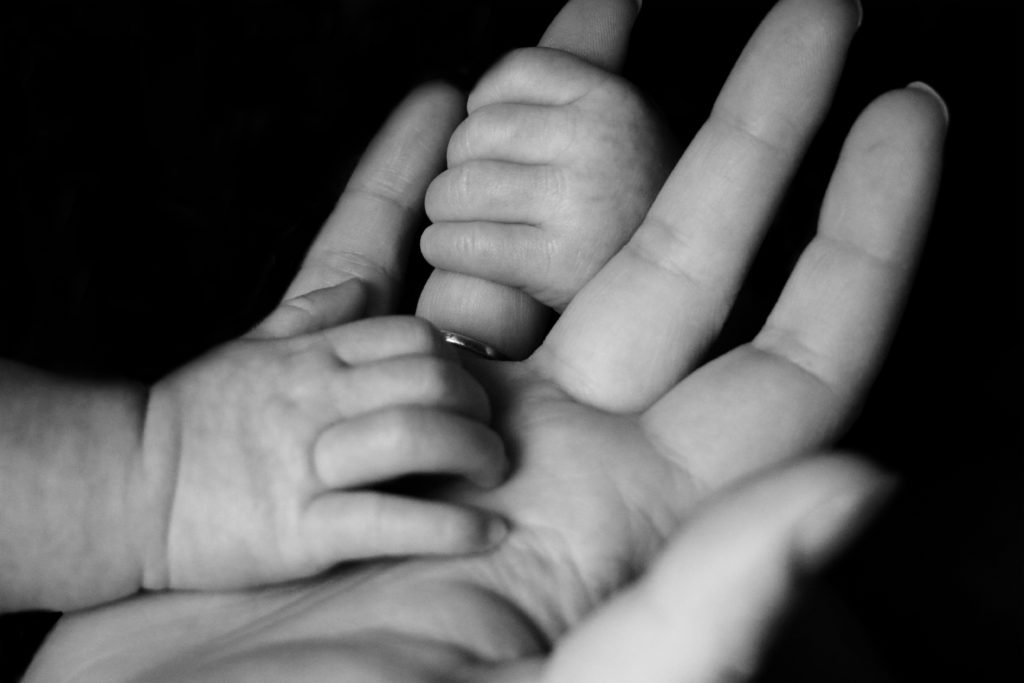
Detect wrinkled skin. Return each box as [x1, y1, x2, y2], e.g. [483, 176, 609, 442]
[25, 0, 946, 681]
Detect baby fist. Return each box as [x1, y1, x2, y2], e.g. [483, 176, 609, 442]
[422, 47, 676, 311]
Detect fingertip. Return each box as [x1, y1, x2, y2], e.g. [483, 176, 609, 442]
[475, 515, 512, 550]
[468, 431, 511, 489]
[401, 80, 468, 123]
[856, 85, 949, 147]
[468, 48, 605, 113]
[906, 81, 950, 126]
[792, 455, 897, 570]
[426, 508, 511, 555]
[485, 516, 511, 547]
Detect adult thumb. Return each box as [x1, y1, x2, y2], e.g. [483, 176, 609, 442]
[541, 455, 895, 683]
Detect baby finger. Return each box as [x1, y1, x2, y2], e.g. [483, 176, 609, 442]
[425, 160, 565, 226]
[447, 103, 575, 167]
[333, 355, 492, 421]
[302, 492, 509, 565]
[313, 406, 508, 490]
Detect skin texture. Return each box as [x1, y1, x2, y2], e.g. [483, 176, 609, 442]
[416, 40, 675, 357]
[25, 0, 947, 680]
[416, 0, 675, 360]
[139, 280, 510, 591]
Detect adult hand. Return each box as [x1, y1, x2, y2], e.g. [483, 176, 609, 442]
[539, 455, 893, 683]
[25, 0, 946, 680]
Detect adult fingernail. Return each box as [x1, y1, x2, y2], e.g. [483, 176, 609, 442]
[854, 0, 863, 28]
[907, 81, 950, 124]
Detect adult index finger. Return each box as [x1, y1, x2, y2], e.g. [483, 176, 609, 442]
[285, 83, 465, 314]
[539, 0, 641, 72]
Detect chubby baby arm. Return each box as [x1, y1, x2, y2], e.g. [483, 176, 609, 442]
[417, 43, 675, 357]
[139, 280, 509, 592]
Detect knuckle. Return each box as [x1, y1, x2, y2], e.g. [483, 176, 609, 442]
[486, 47, 538, 85]
[537, 164, 568, 204]
[392, 316, 441, 354]
[425, 167, 472, 220]
[413, 356, 463, 401]
[446, 120, 473, 167]
[469, 47, 552, 109]
[424, 172, 454, 221]
[448, 109, 507, 165]
[376, 408, 421, 455]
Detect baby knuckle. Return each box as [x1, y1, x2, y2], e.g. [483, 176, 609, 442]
[487, 47, 539, 83]
[393, 316, 441, 353]
[428, 166, 477, 217]
[377, 409, 422, 453]
[424, 170, 460, 219]
[415, 357, 462, 399]
[447, 118, 477, 166]
[538, 165, 569, 203]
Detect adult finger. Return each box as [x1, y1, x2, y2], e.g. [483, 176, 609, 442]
[537, 0, 862, 412]
[538, 0, 641, 72]
[313, 407, 507, 490]
[644, 85, 947, 489]
[284, 82, 465, 314]
[250, 279, 368, 339]
[541, 456, 894, 683]
[303, 492, 508, 565]
[416, 270, 554, 360]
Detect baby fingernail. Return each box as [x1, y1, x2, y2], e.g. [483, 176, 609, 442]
[484, 517, 510, 547]
[476, 462, 510, 489]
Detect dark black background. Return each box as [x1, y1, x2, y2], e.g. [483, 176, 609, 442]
[0, 0, 1019, 680]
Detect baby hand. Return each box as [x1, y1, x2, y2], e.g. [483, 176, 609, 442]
[421, 47, 676, 312]
[139, 280, 508, 591]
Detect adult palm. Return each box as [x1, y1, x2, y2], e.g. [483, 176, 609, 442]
[25, 0, 946, 680]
